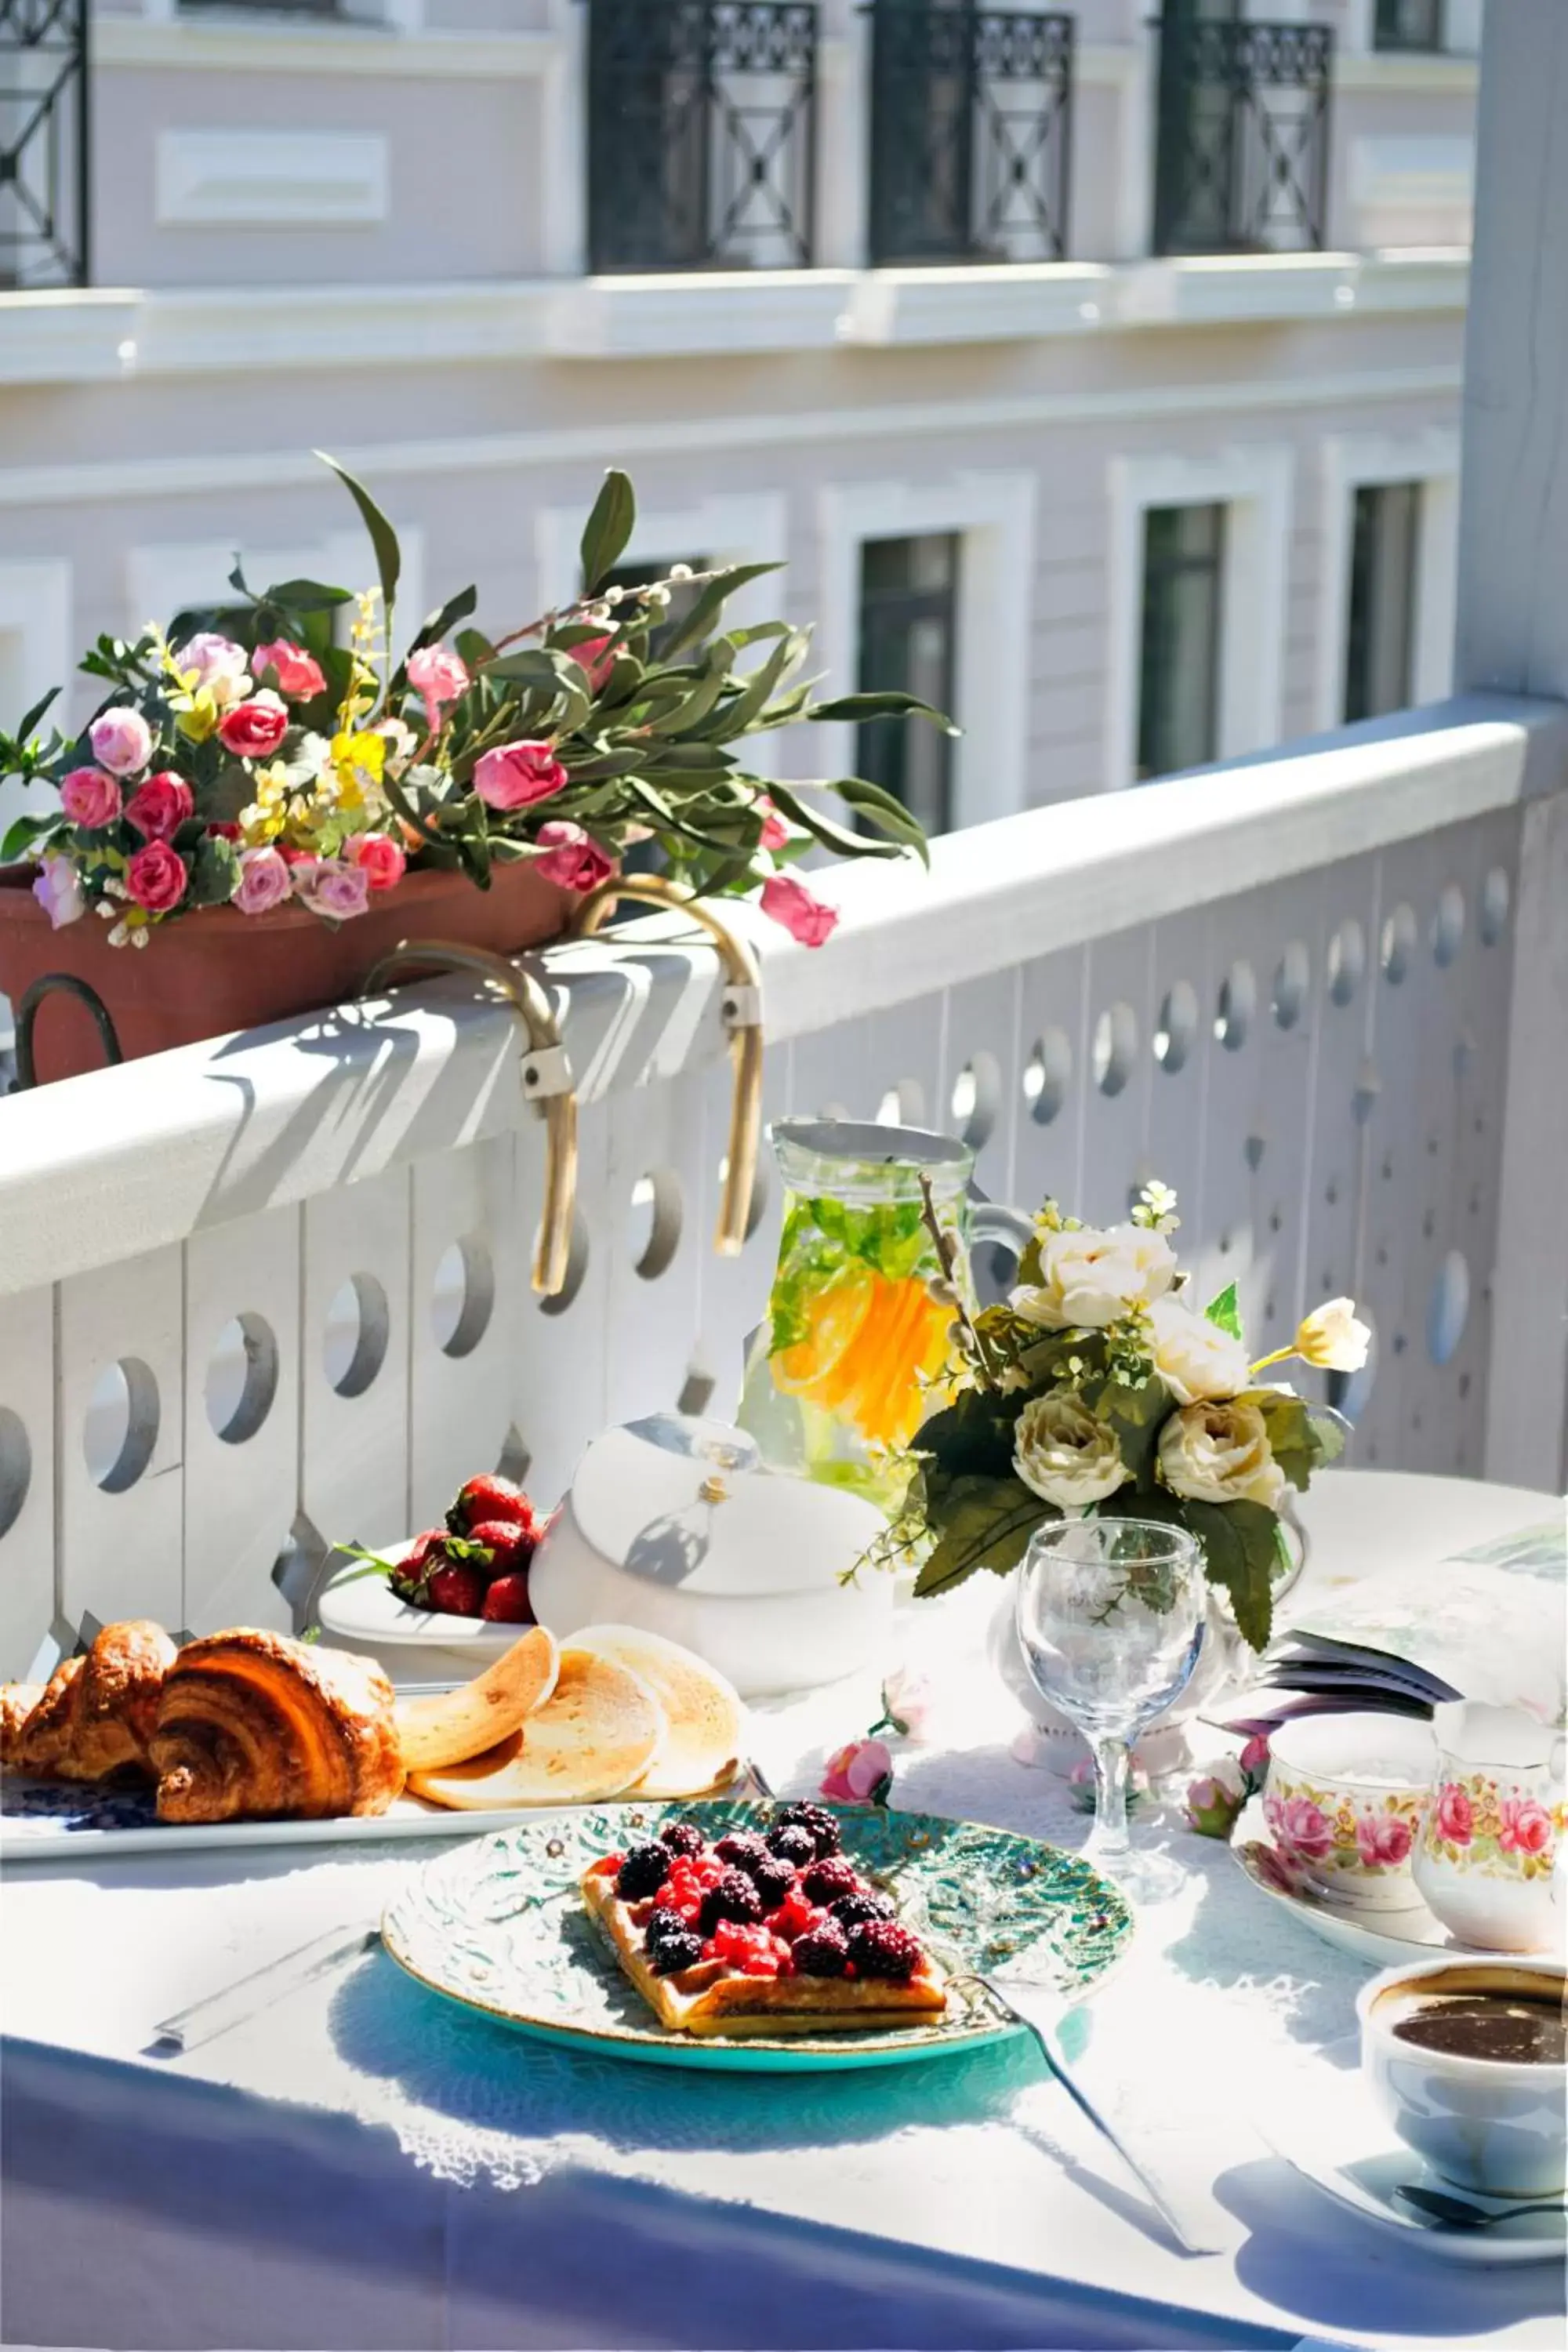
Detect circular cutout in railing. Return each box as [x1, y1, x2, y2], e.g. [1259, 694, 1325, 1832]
[1380, 902, 1417, 985]
[323, 1273, 390, 1399]
[1427, 1248, 1471, 1365]
[1153, 982, 1198, 1073]
[1023, 1027, 1073, 1126]
[627, 1169, 683, 1281]
[950, 1051, 1001, 1150]
[1214, 960, 1257, 1053]
[430, 1237, 495, 1359]
[1431, 883, 1466, 968]
[0, 1407, 30, 1539]
[874, 1079, 925, 1128]
[538, 1207, 590, 1318]
[205, 1312, 280, 1444]
[1091, 1003, 1138, 1098]
[1479, 866, 1511, 946]
[84, 1357, 160, 1493]
[1272, 941, 1310, 1030]
[1327, 920, 1366, 1007]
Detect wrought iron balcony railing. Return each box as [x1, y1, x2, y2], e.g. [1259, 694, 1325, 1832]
[868, 1, 1073, 267]
[1152, 16, 1331, 259]
[585, 0, 818, 273]
[1, 0, 88, 289]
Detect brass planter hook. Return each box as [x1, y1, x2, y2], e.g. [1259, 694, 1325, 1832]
[358, 940, 579, 1298]
[568, 874, 764, 1258]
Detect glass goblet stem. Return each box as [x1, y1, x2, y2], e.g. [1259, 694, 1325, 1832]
[1087, 1733, 1132, 1864]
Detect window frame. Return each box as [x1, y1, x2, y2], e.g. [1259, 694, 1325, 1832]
[1372, 0, 1446, 55]
[854, 532, 961, 837]
[1313, 430, 1459, 731]
[1135, 502, 1226, 784]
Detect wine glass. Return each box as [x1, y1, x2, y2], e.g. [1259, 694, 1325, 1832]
[1014, 1516, 1206, 1905]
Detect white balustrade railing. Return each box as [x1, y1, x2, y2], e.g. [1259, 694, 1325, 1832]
[0, 692, 1563, 1678]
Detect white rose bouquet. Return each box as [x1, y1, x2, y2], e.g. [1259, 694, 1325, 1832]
[869, 1179, 1366, 1649]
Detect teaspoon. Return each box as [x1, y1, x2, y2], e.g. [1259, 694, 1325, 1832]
[1394, 2182, 1565, 2230]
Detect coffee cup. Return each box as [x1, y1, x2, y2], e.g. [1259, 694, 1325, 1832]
[1359, 1957, 1567, 2198]
[1262, 1712, 1434, 1910]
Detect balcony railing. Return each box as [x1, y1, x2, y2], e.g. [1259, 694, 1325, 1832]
[0, 0, 88, 289]
[1152, 17, 1331, 259]
[585, 0, 818, 273]
[867, 1, 1073, 267]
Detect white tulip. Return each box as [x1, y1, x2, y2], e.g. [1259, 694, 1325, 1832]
[1294, 1297, 1371, 1374]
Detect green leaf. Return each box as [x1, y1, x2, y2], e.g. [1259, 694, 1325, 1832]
[913, 1472, 1053, 1598]
[655, 562, 784, 661]
[456, 627, 495, 669]
[804, 689, 957, 732]
[0, 811, 59, 860]
[188, 831, 240, 909]
[402, 585, 479, 663]
[1249, 1389, 1346, 1493]
[1093, 1371, 1173, 1485]
[914, 1390, 1022, 1481]
[705, 630, 808, 738]
[13, 687, 60, 744]
[829, 778, 931, 863]
[1178, 1496, 1280, 1651]
[760, 778, 907, 862]
[579, 470, 637, 593]
[1204, 1282, 1243, 1341]
[262, 578, 355, 612]
[316, 450, 401, 624]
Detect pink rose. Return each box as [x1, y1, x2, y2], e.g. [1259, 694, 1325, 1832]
[1355, 1811, 1413, 1868]
[88, 706, 153, 778]
[231, 845, 292, 916]
[1498, 1795, 1554, 1857]
[125, 771, 195, 842]
[217, 693, 289, 760]
[1435, 1782, 1474, 1846]
[406, 644, 470, 731]
[346, 833, 406, 893]
[31, 852, 84, 929]
[533, 819, 615, 894]
[758, 797, 790, 853]
[1239, 1733, 1272, 1791]
[760, 871, 839, 948]
[819, 1737, 893, 1807]
[60, 767, 122, 829]
[296, 858, 369, 922]
[174, 633, 251, 703]
[252, 639, 327, 700]
[474, 739, 568, 812]
[125, 840, 187, 914]
[568, 633, 615, 693]
[1263, 1790, 1334, 1860]
[1185, 1755, 1248, 1838]
[877, 1667, 935, 1740]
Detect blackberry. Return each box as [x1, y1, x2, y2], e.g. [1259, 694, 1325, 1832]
[776, 1801, 842, 1857]
[696, 1867, 764, 1936]
[749, 1854, 796, 1911]
[615, 1842, 671, 1901]
[647, 1927, 703, 1976]
[831, 1890, 895, 1930]
[642, 1904, 687, 1948]
[714, 1831, 771, 1877]
[658, 1820, 706, 1857]
[791, 1922, 851, 1977]
[800, 1856, 861, 1906]
[764, 1823, 815, 1868]
[846, 1918, 921, 1982]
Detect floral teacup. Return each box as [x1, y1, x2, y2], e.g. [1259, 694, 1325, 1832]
[1262, 1713, 1436, 1911]
[1414, 1701, 1566, 1955]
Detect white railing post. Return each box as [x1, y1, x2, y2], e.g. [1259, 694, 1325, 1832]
[1455, 0, 1568, 1494]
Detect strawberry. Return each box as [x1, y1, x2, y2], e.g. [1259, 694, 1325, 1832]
[446, 1474, 533, 1538]
[479, 1570, 533, 1623]
[390, 1529, 449, 1605]
[466, 1516, 536, 1573]
[425, 1561, 488, 1617]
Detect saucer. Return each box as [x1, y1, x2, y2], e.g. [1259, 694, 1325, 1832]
[1258, 2039, 1567, 2267]
[1230, 1798, 1501, 1969]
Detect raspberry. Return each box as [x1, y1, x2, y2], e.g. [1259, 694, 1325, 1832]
[658, 1822, 706, 1857]
[767, 1887, 825, 1944]
[800, 1857, 861, 1905]
[765, 1824, 815, 1868]
[662, 1855, 724, 1922]
[847, 1919, 921, 1981]
[830, 1891, 895, 1930]
[424, 1561, 488, 1617]
[615, 1842, 672, 1901]
[648, 1928, 703, 1976]
[791, 1922, 850, 1976]
[697, 1867, 764, 1936]
[749, 1855, 796, 1911]
[480, 1571, 533, 1623]
[466, 1518, 537, 1573]
[447, 1475, 535, 1537]
[702, 1921, 792, 1977]
[776, 1802, 842, 1857]
[714, 1831, 771, 1876]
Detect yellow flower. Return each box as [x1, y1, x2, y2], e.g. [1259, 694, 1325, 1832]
[1294, 1298, 1371, 1374]
[175, 689, 220, 743]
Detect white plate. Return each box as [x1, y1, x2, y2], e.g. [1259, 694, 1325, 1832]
[1229, 1798, 1566, 1969]
[1258, 2039, 1567, 2266]
[315, 1541, 519, 1670]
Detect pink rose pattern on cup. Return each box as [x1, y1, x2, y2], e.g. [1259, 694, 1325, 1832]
[1263, 1775, 1426, 1876]
[1422, 1773, 1562, 1881]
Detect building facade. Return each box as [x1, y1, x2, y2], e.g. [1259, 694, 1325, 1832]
[2, 0, 1479, 871]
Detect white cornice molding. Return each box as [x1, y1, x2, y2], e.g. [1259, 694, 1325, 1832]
[1334, 50, 1479, 96]
[0, 250, 1468, 385]
[92, 17, 561, 79]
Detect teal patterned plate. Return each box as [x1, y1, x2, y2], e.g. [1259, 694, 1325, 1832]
[380, 1799, 1133, 2072]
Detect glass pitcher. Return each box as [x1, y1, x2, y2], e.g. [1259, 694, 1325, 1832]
[737, 1120, 1032, 1509]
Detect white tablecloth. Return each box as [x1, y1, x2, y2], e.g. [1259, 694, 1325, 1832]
[3, 1472, 1564, 2352]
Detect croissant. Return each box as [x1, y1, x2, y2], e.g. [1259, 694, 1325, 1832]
[150, 1629, 402, 1824]
[0, 1682, 45, 1769]
[5, 1620, 177, 1782]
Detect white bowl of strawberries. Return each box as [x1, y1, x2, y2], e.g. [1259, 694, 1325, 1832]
[316, 1473, 543, 1682]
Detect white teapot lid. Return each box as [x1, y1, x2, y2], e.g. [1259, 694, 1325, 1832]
[566, 1413, 886, 1599]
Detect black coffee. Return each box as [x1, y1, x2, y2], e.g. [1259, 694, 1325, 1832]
[1391, 1991, 1567, 2067]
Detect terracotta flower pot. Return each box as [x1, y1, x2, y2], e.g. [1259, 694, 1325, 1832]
[0, 859, 575, 1086]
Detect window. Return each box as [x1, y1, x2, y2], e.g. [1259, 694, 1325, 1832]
[1343, 483, 1420, 722]
[1136, 504, 1225, 781]
[598, 557, 710, 662]
[1374, 0, 1445, 53]
[855, 535, 959, 836]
